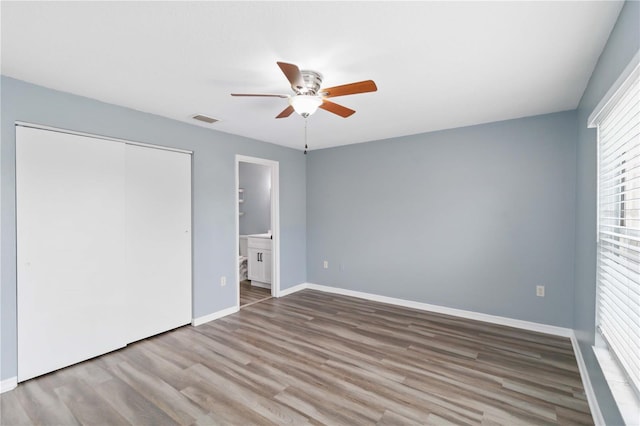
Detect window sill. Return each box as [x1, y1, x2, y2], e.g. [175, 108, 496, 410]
[592, 346, 640, 425]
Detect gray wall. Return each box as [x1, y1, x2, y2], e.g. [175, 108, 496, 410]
[307, 111, 577, 327]
[574, 1, 639, 424]
[0, 76, 307, 381]
[239, 162, 271, 235]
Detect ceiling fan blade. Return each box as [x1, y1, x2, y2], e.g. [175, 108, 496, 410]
[276, 105, 295, 119]
[319, 100, 355, 118]
[277, 62, 306, 93]
[231, 93, 289, 98]
[321, 80, 377, 98]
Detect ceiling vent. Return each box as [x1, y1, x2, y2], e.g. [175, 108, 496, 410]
[192, 114, 219, 124]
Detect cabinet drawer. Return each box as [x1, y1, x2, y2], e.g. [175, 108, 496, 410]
[248, 237, 271, 250]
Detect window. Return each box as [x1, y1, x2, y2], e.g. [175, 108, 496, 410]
[592, 59, 640, 402]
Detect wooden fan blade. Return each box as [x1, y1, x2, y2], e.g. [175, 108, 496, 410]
[276, 105, 295, 119]
[277, 62, 306, 92]
[321, 80, 377, 98]
[231, 93, 288, 98]
[319, 100, 355, 118]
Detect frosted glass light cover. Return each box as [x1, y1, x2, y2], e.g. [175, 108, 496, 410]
[289, 95, 322, 116]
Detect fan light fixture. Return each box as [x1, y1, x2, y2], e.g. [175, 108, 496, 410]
[289, 95, 323, 118]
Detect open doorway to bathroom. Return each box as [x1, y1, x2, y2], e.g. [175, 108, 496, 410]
[235, 155, 280, 309]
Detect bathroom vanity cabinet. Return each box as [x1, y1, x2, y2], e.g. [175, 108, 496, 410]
[248, 235, 272, 288]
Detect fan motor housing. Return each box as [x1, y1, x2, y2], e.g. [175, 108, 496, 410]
[300, 70, 323, 95]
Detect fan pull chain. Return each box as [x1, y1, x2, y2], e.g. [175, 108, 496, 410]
[304, 118, 308, 155]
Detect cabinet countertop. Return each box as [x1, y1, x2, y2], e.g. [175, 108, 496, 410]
[248, 233, 271, 239]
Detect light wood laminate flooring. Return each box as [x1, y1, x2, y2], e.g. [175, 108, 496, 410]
[1, 290, 593, 425]
[239, 280, 271, 307]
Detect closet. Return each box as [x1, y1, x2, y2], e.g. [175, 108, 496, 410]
[16, 125, 192, 382]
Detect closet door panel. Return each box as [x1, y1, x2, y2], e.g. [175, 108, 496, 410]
[125, 145, 192, 343]
[16, 126, 128, 382]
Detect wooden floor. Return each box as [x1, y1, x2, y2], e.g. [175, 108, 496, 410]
[1, 290, 593, 425]
[239, 279, 271, 307]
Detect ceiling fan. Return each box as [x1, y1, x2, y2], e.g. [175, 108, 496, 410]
[231, 62, 377, 119]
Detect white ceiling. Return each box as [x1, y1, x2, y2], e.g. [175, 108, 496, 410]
[1, 1, 623, 151]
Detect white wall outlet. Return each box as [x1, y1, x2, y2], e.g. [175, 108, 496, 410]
[323, 260, 329, 269]
[536, 285, 545, 297]
[220, 276, 227, 287]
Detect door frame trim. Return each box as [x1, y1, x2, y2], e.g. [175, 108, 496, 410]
[235, 155, 280, 309]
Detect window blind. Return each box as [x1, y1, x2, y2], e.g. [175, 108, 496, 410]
[596, 64, 640, 398]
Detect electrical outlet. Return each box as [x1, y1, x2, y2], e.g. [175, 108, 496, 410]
[221, 276, 227, 287]
[536, 285, 545, 297]
[323, 260, 329, 269]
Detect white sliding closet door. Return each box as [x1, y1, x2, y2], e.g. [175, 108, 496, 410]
[17, 126, 192, 382]
[125, 145, 191, 343]
[17, 126, 128, 382]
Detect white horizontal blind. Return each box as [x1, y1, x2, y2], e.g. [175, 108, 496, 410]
[596, 65, 640, 398]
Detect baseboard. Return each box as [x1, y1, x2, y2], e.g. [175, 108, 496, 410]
[192, 305, 239, 327]
[0, 377, 17, 394]
[304, 283, 573, 337]
[571, 333, 604, 425]
[277, 282, 309, 297]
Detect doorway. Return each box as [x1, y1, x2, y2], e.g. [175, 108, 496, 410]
[235, 155, 280, 309]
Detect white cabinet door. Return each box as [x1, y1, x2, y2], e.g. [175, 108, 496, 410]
[247, 247, 262, 281]
[247, 243, 271, 284]
[17, 126, 128, 382]
[262, 249, 272, 284]
[125, 145, 192, 343]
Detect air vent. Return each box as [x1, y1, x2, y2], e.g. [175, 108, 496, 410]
[192, 114, 219, 124]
